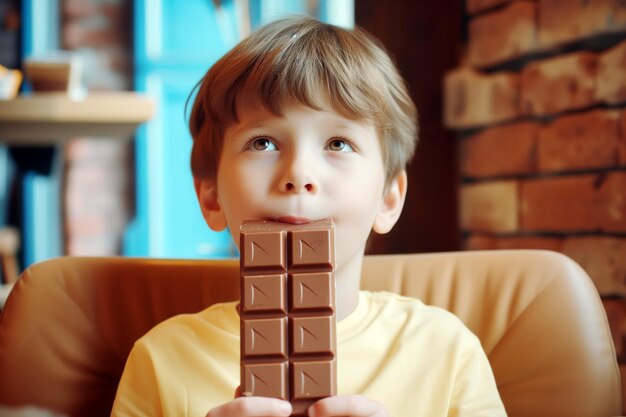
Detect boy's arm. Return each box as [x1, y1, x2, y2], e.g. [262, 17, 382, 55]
[111, 345, 163, 416]
[448, 338, 508, 417]
[112, 345, 294, 417]
[307, 348, 505, 417]
[308, 336, 506, 417]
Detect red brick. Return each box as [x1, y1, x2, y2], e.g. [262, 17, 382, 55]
[67, 234, 120, 256]
[66, 165, 109, 189]
[564, 237, 626, 295]
[621, 110, 626, 166]
[468, 1, 538, 67]
[603, 172, 626, 231]
[596, 40, 626, 105]
[521, 172, 626, 232]
[464, 234, 563, 251]
[91, 47, 132, 73]
[63, 1, 129, 24]
[444, 67, 520, 129]
[65, 215, 108, 236]
[464, 234, 496, 250]
[62, 24, 128, 49]
[467, 0, 514, 15]
[83, 64, 131, 91]
[66, 140, 129, 165]
[539, 0, 626, 48]
[100, 4, 131, 25]
[78, 166, 126, 187]
[460, 121, 538, 178]
[537, 110, 620, 173]
[520, 51, 599, 116]
[60, 0, 132, 258]
[460, 180, 519, 232]
[64, 141, 130, 256]
[63, 0, 98, 19]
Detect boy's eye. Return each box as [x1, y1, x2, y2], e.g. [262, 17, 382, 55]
[248, 137, 277, 151]
[326, 138, 355, 152]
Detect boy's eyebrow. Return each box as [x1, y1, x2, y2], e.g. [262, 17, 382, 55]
[247, 123, 268, 131]
[230, 122, 271, 136]
[332, 119, 374, 133]
[333, 121, 358, 130]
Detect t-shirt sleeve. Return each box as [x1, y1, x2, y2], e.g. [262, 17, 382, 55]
[449, 335, 508, 417]
[111, 343, 164, 417]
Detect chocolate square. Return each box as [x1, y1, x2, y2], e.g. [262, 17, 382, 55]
[291, 316, 335, 355]
[243, 274, 287, 313]
[290, 272, 334, 311]
[289, 229, 333, 269]
[242, 362, 288, 399]
[291, 360, 336, 399]
[241, 231, 286, 271]
[243, 317, 287, 358]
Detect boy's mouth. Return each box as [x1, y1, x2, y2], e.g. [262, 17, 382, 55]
[272, 216, 313, 225]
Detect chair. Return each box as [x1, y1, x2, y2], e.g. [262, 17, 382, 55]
[0, 250, 621, 417]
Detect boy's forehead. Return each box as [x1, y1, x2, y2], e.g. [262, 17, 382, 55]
[233, 102, 378, 137]
[233, 91, 373, 128]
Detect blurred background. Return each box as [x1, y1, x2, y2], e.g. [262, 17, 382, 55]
[0, 0, 462, 268]
[0, 0, 625, 409]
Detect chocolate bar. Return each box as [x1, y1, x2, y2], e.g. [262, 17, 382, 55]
[240, 219, 336, 416]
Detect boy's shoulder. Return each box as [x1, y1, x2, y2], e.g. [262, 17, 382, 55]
[359, 291, 479, 345]
[365, 290, 464, 323]
[136, 301, 239, 348]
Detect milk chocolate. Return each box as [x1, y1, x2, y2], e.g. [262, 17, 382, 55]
[240, 219, 336, 416]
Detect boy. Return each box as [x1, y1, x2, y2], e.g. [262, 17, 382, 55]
[112, 17, 506, 417]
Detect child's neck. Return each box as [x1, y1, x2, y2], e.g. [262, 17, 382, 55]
[335, 253, 363, 321]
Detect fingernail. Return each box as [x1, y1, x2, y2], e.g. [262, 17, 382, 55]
[280, 401, 293, 416]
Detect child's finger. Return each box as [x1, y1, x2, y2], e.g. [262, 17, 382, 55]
[308, 395, 389, 417]
[206, 396, 292, 417]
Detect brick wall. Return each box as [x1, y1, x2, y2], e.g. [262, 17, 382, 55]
[61, 0, 133, 255]
[445, 0, 626, 409]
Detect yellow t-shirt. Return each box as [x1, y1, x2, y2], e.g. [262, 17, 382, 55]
[111, 291, 506, 417]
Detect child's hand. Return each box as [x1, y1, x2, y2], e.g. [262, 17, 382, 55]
[308, 395, 389, 417]
[206, 389, 387, 417]
[205, 387, 292, 417]
[205, 396, 293, 417]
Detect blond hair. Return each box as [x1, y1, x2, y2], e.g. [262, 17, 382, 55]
[189, 16, 418, 183]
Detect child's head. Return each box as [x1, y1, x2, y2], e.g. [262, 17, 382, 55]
[190, 17, 419, 275]
[189, 16, 418, 186]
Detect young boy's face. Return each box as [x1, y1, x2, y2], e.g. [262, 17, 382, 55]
[196, 99, 406, 274]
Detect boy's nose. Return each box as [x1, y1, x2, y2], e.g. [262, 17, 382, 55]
[278, 176, 317, 194]
[278, 155, 318, 194]
[279, 179, 315, 193]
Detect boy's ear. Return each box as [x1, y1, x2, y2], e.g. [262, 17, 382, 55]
[194, 178, 228, 232]
[373, 170, 408, 235]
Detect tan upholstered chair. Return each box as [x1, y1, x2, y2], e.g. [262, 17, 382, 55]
[0, 250, 621, 417]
